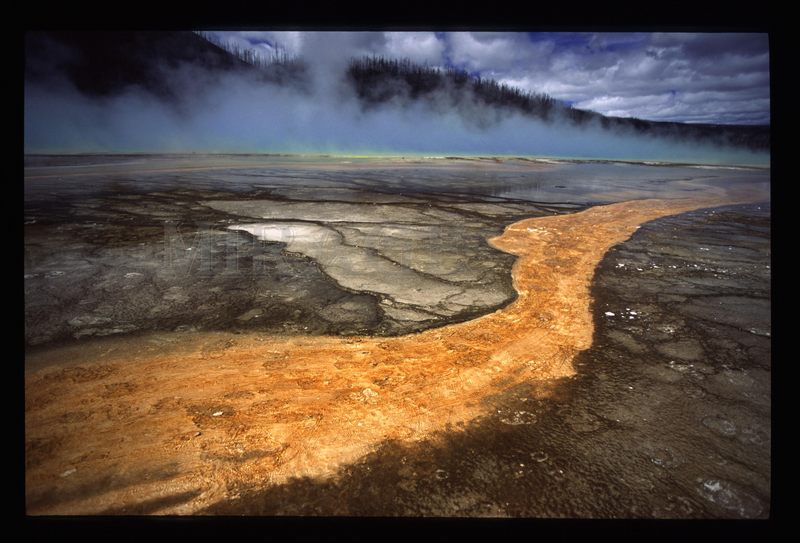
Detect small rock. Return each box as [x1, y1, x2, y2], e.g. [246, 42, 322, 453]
[60, 468, 77, 478]
[702, 415, 736, 437]
[530, 451, 549, 463]
[195, 431, 202, 437]
[362, 388, 378, 398]
[212, 411, 224, 417]
[605, 312, 615, 317]
[499, 410, 537, 425]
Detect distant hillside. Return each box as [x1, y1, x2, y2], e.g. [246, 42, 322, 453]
[25, 31, 248, 99]
[347, 56, 558, 117]
[194, 30, 307, 84]
[24, 31, 305, 100]
[346, 56, 770, 152]
[25, 31, 769, 153]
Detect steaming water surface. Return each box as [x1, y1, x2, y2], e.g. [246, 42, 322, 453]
[24, 155, 769, 203]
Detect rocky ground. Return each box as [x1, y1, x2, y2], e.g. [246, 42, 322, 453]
[24, 156, 770, 517]
[25, 158, 584, 347]
[202, 203, 770, 518]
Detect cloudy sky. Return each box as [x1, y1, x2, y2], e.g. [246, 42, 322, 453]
[205, 31, 770, 125]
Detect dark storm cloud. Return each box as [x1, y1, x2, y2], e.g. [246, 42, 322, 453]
[650, 32, 768, 58]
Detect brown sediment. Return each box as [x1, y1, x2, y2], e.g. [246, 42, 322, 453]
[24, 196, 741, 515]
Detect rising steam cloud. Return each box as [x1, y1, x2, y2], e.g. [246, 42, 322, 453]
[24, 42, 769, 166]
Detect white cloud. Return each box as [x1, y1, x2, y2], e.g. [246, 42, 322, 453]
[447, 32, 508, 70]
[241, 31, 304, 53]
[445, 33, 552, 74]
[383, 32, 445, 65]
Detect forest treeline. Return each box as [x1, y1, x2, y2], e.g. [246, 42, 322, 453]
[344, 55, 769, 151]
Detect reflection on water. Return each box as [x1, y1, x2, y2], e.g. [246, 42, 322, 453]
[477, 163, 770, 204]
[24, 156, 770, 207]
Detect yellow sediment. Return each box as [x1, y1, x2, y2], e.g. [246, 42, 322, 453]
[24, 196, 746, 514]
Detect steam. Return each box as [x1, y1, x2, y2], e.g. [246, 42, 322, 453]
[24, 49, 769, 166]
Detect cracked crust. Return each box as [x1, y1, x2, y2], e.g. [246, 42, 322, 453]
[25, 196, 739, 515]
